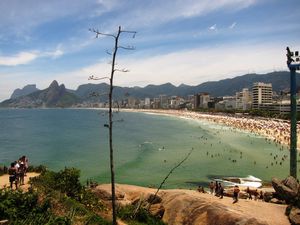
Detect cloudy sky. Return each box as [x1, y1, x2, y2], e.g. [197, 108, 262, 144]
[0, 0, 299, 101]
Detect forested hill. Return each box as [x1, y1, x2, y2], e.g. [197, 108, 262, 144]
[74, 71, 298, 100]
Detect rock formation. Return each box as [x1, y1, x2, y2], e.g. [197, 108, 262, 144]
[94, 184, 289, 225]
[0, 80, 80, 108]
[272, 176, 300, 225]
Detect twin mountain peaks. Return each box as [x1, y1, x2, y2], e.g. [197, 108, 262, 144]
[1, 71, 298, 108]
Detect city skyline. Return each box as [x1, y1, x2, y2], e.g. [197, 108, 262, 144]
[0, 0, 299, 101]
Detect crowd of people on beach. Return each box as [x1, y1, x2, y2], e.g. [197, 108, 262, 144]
[7, 156, 29, 190]
[141, 109, 299, 149]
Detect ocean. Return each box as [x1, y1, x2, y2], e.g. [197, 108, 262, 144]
[0, 108, 295, 188]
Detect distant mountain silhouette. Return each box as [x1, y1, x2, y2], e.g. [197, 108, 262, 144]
[74, 71, 298, 101]
[191, 71, 296, 97]
[1, 71, 299, 107]
[1, 80, 80, 108]
[11, 84, 39, 99]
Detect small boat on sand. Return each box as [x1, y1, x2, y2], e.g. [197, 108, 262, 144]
[214, 175, 262, 188]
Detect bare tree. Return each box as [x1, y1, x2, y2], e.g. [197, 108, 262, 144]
[89, 26, 136, 225]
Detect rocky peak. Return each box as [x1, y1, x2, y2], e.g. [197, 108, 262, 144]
[11, 84, 39, 99]
[59, 84, 66, 90]
[49, 80, 59, 89]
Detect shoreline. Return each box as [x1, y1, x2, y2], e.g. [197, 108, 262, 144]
[120, 108, 297, 150]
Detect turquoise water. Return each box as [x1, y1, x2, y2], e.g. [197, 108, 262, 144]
[0, 109, 296, 188]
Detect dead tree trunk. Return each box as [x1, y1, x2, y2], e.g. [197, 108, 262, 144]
[90, 26, 136, 225]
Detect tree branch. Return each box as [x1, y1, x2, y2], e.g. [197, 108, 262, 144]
[118, 45, 135, 50]
[89, 28, 116, 38]
[114, 68, 130, 73]
[147, 148, 194, 209]
[88, 75, 111, 81]
[120, 30, 137, 38]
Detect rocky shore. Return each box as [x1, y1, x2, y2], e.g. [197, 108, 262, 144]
[94, 183, 290, 225]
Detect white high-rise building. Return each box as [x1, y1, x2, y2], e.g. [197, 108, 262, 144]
[252, 82, 273, 109]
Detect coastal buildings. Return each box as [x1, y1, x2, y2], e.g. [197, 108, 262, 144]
[76, 80, 300, 115]
[194, 93, 211, 109]
[252, 82, 273, 109]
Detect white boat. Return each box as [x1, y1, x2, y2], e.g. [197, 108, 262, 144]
[214, 175, 262, 188]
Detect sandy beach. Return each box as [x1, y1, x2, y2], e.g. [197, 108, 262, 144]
[120, 109, 298, 150]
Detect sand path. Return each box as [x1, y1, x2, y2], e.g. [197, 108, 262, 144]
[0, 172, 40, 191]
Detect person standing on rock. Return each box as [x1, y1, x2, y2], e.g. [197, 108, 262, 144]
[246, 186, 252, 200]
[215, 181, 219, 196]
[219, 183, 224, 199]
[209, 181, 215, 195]
[233, 185, 240, 203]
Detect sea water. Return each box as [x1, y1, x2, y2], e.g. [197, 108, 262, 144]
[0, 108, 296, 188]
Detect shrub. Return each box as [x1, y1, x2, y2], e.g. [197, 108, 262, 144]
[30, 167, 82, 199]
[0, 188, 71, 224]
[117, 205, 166, 225]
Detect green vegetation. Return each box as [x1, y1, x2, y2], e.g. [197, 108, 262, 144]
[117, 205, 166, 225]
[0, 167, 166, 225]
[0, 167, 110, 224]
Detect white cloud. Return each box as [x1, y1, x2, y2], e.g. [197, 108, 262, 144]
[0, 41, 292, 101]
[0, 45, 65, 66]
[101, 0, 257, 29]
[0, 0, 115, 37]
[229, 22, 237, 29]
[114, 44, 286, 86]
[40, 41, 288, 92]
[44, 45, 64, 59]
[0, 52, 38, 66]
[209, 24, 217, 30]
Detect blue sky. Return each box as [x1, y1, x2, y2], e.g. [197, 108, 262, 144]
[0, 0, 299, 101]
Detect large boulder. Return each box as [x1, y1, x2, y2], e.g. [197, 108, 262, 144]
[272, 176, 299, 203]
[289, 207, 300, 225]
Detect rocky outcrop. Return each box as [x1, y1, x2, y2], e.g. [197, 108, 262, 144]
[272, 176, 299, 203]
[159, 191, 267, 225]
[272, 176, 300, 224]
[94, 184, 288, 225]
[288, 206, 300, 225]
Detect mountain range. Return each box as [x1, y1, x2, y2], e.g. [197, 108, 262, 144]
[1, 71, 299, 108]
[71, 71, 299, 100]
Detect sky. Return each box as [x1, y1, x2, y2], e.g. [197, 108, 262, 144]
[0, 0, 299, 101]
